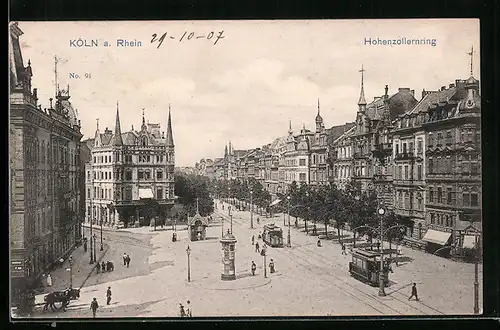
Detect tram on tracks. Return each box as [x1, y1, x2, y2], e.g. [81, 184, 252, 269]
[262, 224, 284, 247]
[348, 248, 390, 286]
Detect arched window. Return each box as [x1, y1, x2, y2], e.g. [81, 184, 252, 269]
[141, 136, 148, 146]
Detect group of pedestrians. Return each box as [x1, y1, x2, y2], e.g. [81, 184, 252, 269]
[123, 253, 131, 268]
[89, 286, 113, 318]
[179, 300, 193, 317]
[96, 260, 115, 273]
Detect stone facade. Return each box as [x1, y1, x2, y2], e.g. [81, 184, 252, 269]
[84, 107, 175, 228]
[10, 22, 83, 289]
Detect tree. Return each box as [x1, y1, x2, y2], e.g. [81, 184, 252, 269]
[174, 172, 214, 217]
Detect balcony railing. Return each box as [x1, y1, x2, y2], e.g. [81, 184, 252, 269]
[394, 152, 415, 161]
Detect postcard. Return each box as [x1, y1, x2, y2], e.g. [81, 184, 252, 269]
[9, 19, 481, 319]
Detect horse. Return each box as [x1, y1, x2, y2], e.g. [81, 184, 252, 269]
[43, 289, 80, 312]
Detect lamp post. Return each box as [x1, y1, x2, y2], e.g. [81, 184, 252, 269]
[100, 212, 104, 251]
[92, 233, 97, 263]
[68, 255, 73, 288]
[229, 206, 233, 234]
[263, 249, 267, 278]
[287, 196, 291, 247]
[377, 206, 386, 297]
[250, 190, 254, 229]
[186, 245, 191, 282]
[474, 235, 480, 314]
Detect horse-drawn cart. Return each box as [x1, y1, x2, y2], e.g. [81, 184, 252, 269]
[39, 288, 80, 312]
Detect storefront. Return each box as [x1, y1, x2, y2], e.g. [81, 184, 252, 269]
[421, 228, 452, 256]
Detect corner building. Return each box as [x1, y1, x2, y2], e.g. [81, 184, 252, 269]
[10, 22, 83, 292]
[85, 107, 175, 228]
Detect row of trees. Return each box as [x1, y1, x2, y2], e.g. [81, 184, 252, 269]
[173, 172, 215, 221]
[212, 178, 411, 248]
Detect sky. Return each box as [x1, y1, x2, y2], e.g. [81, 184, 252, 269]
[16, 19, 480, 166]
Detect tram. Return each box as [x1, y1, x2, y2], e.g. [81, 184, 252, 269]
[348, 248, 390, 286]
[262, 223, 284, 247]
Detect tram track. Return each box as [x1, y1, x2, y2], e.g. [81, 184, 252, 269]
[216, 210, 392, 315]
[219, 208, 444, 316]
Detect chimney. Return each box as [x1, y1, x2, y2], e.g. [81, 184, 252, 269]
[449, 83, 455, 88]
[440, 86, 446, 91]
[410, 89, 415, 97]
[398, 87, 410, 93]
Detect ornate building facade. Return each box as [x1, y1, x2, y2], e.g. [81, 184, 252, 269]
[10, 22, 83, 292]
[84, 107, 175, 228]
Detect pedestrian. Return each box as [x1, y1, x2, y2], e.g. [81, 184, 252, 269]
[251, 235, 255, 245]
[341, 244, 347, 255]
[408, 283, 419, 301]
[96, 262, 101, 273]
[317, 239, 322, 247]
[255, 242, 260, 253]
[269, 259, 275, 273]
[126, 254, 131, 268]
[84, 239, 88, 252]
[186, 300, 192, 317]
[395, 256, 399, 267]
[90, 297, 99, 318]
[106, 287, 112, 305]
[46, 274, 53, 287]
[101, 261, 107, 272]
[179, 303, 186, 317]
[123, 253, 127, 266]
[251, 261, 257, 276]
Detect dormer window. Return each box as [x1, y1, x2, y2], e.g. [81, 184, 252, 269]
[141, 136, 148, 146]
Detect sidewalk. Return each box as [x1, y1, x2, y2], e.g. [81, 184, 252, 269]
[38, 242, 109, 296]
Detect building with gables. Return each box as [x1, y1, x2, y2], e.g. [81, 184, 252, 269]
[391, 73, 481, 252]
[10, 22, 83, 294]
[84, 107, 175, 228]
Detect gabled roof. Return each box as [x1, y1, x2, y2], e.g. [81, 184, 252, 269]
[326, 122, 356, 143]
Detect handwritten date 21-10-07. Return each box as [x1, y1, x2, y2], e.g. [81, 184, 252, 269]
[151, 30, 225, 48]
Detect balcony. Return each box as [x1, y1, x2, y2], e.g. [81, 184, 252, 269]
[394, 152, 415, 161]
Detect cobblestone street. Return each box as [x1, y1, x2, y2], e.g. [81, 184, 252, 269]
[27, 200, 482, 318]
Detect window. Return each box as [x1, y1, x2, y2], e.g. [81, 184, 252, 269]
[447, 157, 453, 173]
[430, 213, 435, 225]
[409, 142, 414, 154]
[87, 188, 91, 198]
[395, 144, 399, 155]
[446, 130, 452, 145]
[157, 188, 163, 199]
[447, 188, 452, 204]
[428, 133, 434, 147]
[404, 165, 408, 180]
[429, 189, 434, 203]
[402, 143, 407, 154]
[437, 187, 442, 204]
[144, 171, 151, 180]
[157, 171, 163, 179]
[299, 173, 306, 181]
[463, 193, 470, 207]
[471, 193, 479, 207]
[417, 165, 423, 181]
[428, 158, 433, 174]
[299, 159, 306, 166]
[125, 170, 132, 180]
[138, 170, 144, 180]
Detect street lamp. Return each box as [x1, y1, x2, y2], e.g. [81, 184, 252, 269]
[250, 190, 254, 229]
[68, 255, 73, 288]
[287, 196, 291, 247]
[262, 249, 267, 278]
[377, 206, 386, 297]
[186, 245, 191, 282]
[100, 212, 104, 251]
[92, 233, 97, 263]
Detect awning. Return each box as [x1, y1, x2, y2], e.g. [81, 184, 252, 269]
[139, 188, 154, 199]
[462, 235, 477, 249]
[269, 199, 281, 207]
[422, 229, 451, 245]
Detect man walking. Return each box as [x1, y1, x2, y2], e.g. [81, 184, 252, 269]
[251, 235, 255, 245]
[408, 283, 419, 301]
[106, 287, 112, 305]
[126, 254, 131, 268]
[186, 300, 192, 317]
[90, 297, 99, 318]
[123, 253, 127, 266]
[341, 243, 347, 255]
[255, 242, 260, 253]
[251, 261, 257, 276]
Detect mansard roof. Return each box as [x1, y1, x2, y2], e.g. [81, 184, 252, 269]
[407, 87, 458, 116]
